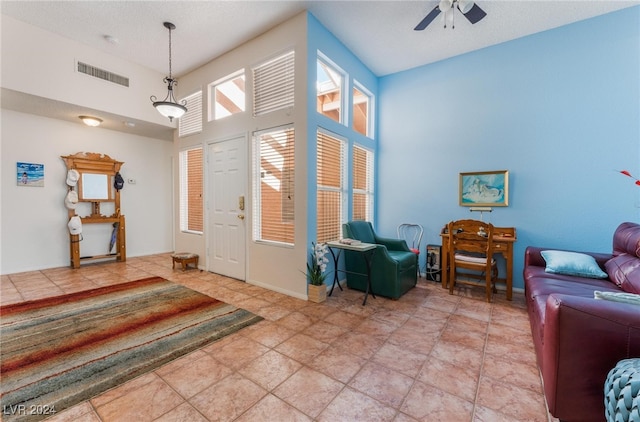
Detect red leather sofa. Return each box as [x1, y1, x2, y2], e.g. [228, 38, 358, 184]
[524, 222, 640, 422]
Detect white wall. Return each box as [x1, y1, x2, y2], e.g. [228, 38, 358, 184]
[175, 12, 309, 299]
[0, 110, 174, 274]
[1, 15, 172, 127]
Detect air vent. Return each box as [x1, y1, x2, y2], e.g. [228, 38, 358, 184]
[77, 61, 129, 87]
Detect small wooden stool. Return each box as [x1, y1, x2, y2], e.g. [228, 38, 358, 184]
[171, 252, 199, 271]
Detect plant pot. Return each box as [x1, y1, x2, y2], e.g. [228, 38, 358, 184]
[308, 283, 327, 303]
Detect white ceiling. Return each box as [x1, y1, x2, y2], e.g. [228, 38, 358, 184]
[2, 0, 637, 77]
[1, 1, 637, 139]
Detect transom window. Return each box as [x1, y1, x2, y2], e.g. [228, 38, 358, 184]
[353, 82, 373, 137]
[317, 54, 345, 124]
[253, 51, 295, 116]
[209, 70, 245, 120]
[178, 91, 202, 137]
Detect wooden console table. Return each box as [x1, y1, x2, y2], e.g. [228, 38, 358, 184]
[440, 225, 516, 300]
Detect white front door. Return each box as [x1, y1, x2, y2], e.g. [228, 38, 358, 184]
[207, 136, 246, 280]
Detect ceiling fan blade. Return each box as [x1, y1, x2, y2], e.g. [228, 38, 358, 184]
[414, 6, 441, 31]
[460, 3, 487, 24]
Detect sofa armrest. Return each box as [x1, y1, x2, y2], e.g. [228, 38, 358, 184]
[542, 293, 640, 420]
[525, 246, 613, 268]
[374, 236, 411, 252]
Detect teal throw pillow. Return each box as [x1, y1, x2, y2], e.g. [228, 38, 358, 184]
[541, 250, 608, 279]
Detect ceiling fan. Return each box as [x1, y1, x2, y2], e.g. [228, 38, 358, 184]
[414, 0, 487, 30]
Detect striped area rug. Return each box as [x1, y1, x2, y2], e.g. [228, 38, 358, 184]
[0, 277, 263, 422]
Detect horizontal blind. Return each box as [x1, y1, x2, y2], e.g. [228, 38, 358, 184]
[253, 125, 295, 245]
[317, 130, 345, 243]
[179, 147, 203, 233]
[353, 145, 374, 222]
[253, 51, 295, 116]
[179, 91, 202, 137]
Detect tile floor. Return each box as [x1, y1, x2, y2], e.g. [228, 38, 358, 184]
[1, 254, 557, 422]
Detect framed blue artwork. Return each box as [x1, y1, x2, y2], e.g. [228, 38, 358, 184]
[459, 170, 508, 207]
[17, 162, 44, 187]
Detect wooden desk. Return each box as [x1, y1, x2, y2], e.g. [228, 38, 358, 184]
[440, 226, 516, 300]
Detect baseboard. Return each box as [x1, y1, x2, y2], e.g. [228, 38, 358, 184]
[418, 274, 525, 295]
[247, 279, 308, 301]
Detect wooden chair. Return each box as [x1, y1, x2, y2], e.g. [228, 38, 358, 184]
[447, 219, 498, 302]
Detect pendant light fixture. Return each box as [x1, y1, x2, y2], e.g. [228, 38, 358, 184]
[151, 22, 187, 122]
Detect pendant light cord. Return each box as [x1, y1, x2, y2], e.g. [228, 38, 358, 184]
[167, 24, 173, 79]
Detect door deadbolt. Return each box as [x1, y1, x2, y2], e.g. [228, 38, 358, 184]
[238, 196, 245, 211]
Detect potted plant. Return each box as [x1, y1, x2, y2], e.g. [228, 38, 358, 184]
[305, 242, 329, 303]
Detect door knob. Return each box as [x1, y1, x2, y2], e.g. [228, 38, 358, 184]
[237, 214, 245, 220]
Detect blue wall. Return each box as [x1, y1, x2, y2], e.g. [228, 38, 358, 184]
[306, 13, 378, 244]
[377, 6, 640, 290]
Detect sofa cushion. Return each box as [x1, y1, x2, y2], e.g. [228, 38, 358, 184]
[524, 266, 615, 288]
[541, 250, 608, 279]
[605, 254, 640, 294]
[527, 276, 619, 300]
[388, 250, 416, 271]
[612, 222, 640, 258]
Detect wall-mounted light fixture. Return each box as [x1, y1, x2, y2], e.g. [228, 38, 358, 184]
[79, 116, 103, 127]
[469, 206, 492, 222]
[150, 22, 187, 122]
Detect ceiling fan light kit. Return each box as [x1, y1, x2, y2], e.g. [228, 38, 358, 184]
[458, 0, 474, 14]
[415, 0, 487, 31]
[151, 22, 187, 122]
[439, 0, 452, 12]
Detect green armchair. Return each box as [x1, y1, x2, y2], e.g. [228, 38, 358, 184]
[342, 221, 418, 300]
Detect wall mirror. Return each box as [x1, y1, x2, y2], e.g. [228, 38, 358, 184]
[79, 172, 112, 201]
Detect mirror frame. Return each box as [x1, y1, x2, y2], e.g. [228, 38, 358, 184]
[61, 152, 124, 206]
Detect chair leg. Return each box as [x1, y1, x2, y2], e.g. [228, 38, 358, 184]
[485, 272, 492, 302]
[486, 265, 501, 302]
[492, 266, 498, 293]
[448, 267, 455, 295]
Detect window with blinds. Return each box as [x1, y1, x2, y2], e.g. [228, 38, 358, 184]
[317, 130, 346, 243]
[353, 145, 374, 222]
[252, 125, 295, 245]
[253, 50, 295, 116]
[210, 70, 245, 120]
[178, 91, 202, 137]
[179, 147, 203, 233]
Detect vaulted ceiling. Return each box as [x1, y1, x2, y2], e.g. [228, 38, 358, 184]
[2, 1, 637, 139]
[2, 1, 636, 77]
